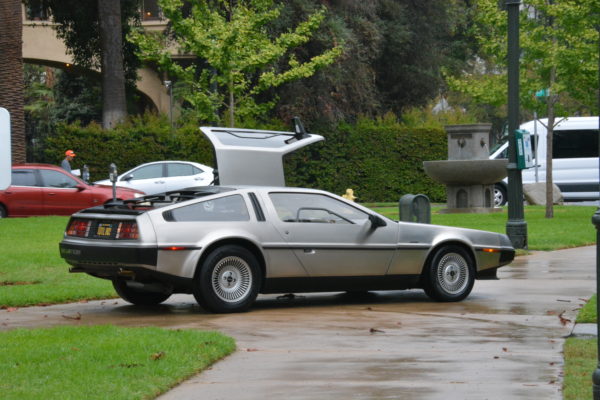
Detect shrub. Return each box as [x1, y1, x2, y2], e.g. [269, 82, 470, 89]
[43, 113, 446, 202]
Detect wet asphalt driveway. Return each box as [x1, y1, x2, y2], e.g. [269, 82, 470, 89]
[1, 246, 596, 400]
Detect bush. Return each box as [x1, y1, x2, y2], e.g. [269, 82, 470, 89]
[284, 114, 447, 202]
[43, 113, 446, 202]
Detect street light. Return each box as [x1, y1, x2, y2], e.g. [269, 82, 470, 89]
[505, 0, 528, 249]
[164, 80, 173, 128]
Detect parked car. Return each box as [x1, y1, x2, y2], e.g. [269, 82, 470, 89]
[95, 161, 214, 195]
[0, 164, 144, 217]
[490, 116, 599, 206]
[59, 185, 514, 313]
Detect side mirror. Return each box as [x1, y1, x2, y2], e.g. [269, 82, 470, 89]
[368, 214, 387, 228]
[75, 184, 86, 192]
[123, 174, 133, 182]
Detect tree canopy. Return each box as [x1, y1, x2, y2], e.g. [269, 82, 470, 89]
[130, 0, 342, 126]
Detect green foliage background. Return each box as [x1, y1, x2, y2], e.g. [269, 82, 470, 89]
[43, 114, 446, 202]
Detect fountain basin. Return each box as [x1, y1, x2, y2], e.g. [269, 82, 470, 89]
[423, 159, 508, 185]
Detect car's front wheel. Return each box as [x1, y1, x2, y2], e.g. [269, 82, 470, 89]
[423, 245, 475, 302]
[193, 245, 261, 313]
[112, 279, 172, 305]
[0, 204, 7, 218]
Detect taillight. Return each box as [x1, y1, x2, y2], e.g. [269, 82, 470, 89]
[66, 219, 91, 237]
[116, 221, 139, 240]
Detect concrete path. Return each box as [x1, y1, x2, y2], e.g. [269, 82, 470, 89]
[1, 246, 596, 399]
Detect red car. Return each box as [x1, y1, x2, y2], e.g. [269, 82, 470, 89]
[0, 164, 145, 217]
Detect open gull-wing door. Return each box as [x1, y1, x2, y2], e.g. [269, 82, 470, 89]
[200, 119, 324, 186]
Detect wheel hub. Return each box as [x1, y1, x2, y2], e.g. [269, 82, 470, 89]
[211, 256, 252, 303]
[436, 253, 469, 295]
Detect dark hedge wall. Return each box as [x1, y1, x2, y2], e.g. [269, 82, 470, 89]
[43, 115, 447, 202]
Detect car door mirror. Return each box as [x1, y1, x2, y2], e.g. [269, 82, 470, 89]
[123, 174, 133, 181]
[368, 214, 387, 228]
[75, 184, 86, 191]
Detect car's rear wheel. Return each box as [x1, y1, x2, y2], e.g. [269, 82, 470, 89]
[423, 245, 475, 302]
[112, 279, 172, 305]
[0, 204, 6, 218]
[494, 184, 507, 206]
[193, 245, 261, 313]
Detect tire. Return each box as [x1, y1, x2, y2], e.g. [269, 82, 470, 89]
[494, 184, 507, 206]
[423, 245, 475, 302]
[0, 204, 6, 218]
[112, 279, 172, 306]
[193, 245, 261, 313]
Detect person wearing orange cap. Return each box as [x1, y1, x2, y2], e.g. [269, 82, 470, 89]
[61, 150, 76, 173]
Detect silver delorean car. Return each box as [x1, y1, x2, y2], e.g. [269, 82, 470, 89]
[59, 121, 514, 313]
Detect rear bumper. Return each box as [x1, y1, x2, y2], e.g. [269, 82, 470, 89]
[59, 241, 158, 268]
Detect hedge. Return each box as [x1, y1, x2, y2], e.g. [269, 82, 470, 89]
[42, 114, 447, 202]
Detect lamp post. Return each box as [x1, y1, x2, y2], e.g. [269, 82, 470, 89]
[505, 0, 528, 249]
[164, 80, 173, 128]
[591, 21, 600, 400]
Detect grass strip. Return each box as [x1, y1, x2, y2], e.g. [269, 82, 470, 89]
[0, 325, 235, 400]
[577, 295, 597, 324]
[563, 338, 596, 400]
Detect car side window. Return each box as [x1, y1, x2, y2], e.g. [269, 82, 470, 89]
[40, 169, 78, 188]
[11, 169, 38, 186]
[128, 164, 163, 180]
[269, 193, 368, 224]
[166, 195, 250, 222]
[167, 163, 200, 177]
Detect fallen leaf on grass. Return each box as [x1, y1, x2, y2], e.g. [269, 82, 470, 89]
[61, 312, 82, 320]
[151, 351, 165, 361]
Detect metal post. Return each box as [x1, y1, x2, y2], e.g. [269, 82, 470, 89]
[505, 0, 528, 249]
[164, 80, 173, 128]
[591, 22, 600, 400]
[594, 210, 600, 399]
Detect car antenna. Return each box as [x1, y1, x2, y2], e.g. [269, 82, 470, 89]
[292, 117, 309, 141]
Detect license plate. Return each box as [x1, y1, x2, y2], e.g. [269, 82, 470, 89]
[96, 223, 114, 237]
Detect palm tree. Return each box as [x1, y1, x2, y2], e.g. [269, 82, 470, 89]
[98, 0, 127, 129]
[0, 0, 26, 163]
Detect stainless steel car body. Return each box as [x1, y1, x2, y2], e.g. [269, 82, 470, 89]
[60, 186, 513, 300]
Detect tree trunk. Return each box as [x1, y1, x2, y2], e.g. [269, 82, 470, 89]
[0, 1, 26, 163]
[98, 0, 127, 129]
[544, 67, 557, 219]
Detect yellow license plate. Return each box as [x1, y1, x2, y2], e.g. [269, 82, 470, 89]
[96, 223, 113, 237]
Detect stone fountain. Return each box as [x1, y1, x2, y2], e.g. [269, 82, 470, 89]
[423, 124, 508, 213]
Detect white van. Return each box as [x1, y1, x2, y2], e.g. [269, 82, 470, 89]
[490, 116, 599, 205]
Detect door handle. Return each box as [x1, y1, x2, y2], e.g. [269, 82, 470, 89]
[303, 249, 316, 254]
[47, 192, 56, 196]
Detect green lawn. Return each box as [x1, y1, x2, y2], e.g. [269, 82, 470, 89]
[0, 325, 235, 400]
[0, 216, 115, 307]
